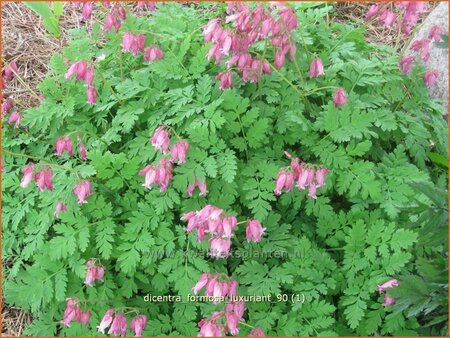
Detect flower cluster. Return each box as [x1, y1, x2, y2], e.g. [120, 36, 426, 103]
[376, 278, 399, 307]
[2, 62, 22, 128]
[65, 60, 97, 104]
[136, 1, 157, 11]
[399, 24, 443, 89]
[55, 135, 87, 159]
[182, 205, 265, 258]
[105, 3, 127, 32]
[20, 163, 53, 191]
[367, 2, 427, 35]
[203, 2, 298, 89]
[84, 259, 105, 287]
[122, 32, 164, 63]
[192, 273, 239, 302]
[60, 298, 91, 327]
[274, 154, 329, 199]
[98, 309, 148, 337]
[139, 126, 189, 192]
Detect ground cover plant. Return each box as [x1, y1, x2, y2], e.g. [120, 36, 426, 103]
[2, 1, 448, 336]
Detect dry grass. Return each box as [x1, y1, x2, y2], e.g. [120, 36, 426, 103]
[0, 1, 440, 336]
[1, 2, 89, 110]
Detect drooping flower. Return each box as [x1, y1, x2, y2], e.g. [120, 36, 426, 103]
[144, 46, 164, 63]
[104, 13, 121, 32]
[108, 313, 127, 336]
[249, 328, 266, 336]
[87, 86, 97, 105]
[216, 72, 233, 90]
[225, 301, 245, 335]
[377, 279, 399, 293]
[315, 168, 329, 188]
[333, 87, 347, 107]
[274, 168, 294, 195]
[424, 69, 439, 88]
[3, 61, 18, 82]
[170, 140, 189, 165]
[150, 126, 170, 154]
[309, 58, 325, 78]
[34, 166, 53, 191]
[73, 180, 92, 204]
[76, 309, 91, 326]
[122, 33, 146, 56]
[20, 163, 35, 188]
[7, 111, 21, 128]
[82, 2, 94, 20]
[186, 179, 208, 197]
[307, 183, 317, 199]
[198, 313, 224, 337]
[366, 4, 379, 19]
[84, 259, 105, 286]
[210, 238, 232, 258]
[55, 136, 73, 156]
[378, 10, 396, 28]
[399, 55, 414, 75]
[192, 273, 210, 294]
[77, 136, 87, 160]
[54, 202, 68, 218]
[130, 315, 148, 337]
[61, 298, 78, 327]
[65, 61, 88, 81]
[410, 38, 424, 51]
[137, 1, 156, 11]
[97, 309, 115, 334]
[2, 99, 14, 114]
[246, 219, 265, 243]
[428, 25, 444, 42]
[383, 294, 396, 306]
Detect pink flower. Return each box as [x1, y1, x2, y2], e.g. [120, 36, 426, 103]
[20, 163, 35, 188]
[383, 294, 396, 306]
[8, 111, 21, 128]
[3, 61, 18, 81]
[65, 61, 88, 81]
[399, 55, 414, 75]
[122, 33, 146, 56]
[333, 88, 347, 107]
[249, 328, 266, 336]
[377, 279, 399, 293]
[84, 259, 104, 286]
[381, 11, 396, 28]
[421, 40, 430, 62]
[410, 39, 424, 51]
[137, 2, 156, 11]
[216, 72, 233, 90]
[274, 168, 294, 195]
[77, 137, 87, 160]
[246, 219, 265, 243]
[144, 46, 164, 63]
[76, 309, 91, 325]
[2, 99, 14, 114]
[150, 126, 170, 154]
[297, 168, 310, 190]
[55, 136, 73, 156]
[97, 309, 115, 333]
[108, 313, 127, 336]
[54, 202, 68, 218]
[309, 58, 324, 78]
[130, 315, 147, 337]
[315, 168, 328, 188]
[424, 69, 438, 88]
[428, 25, 444, 42]
[61, 298, 78, 327]
[187, 179, 208, 197]
[170, 140, 189, 165]
[104, 14, 121, 32]
[198, 316, 224, 337]
[192, 273, 210, 294]
[87, 86, 97, 105]
[73, 180, 92, 204]
[156, 158, 173, 192]
[210, 238, 231, 258]
[84, 68, 94, 87]
[366, 4, 378, 19]
[82, 2, 94, 20]
[274, 49, 285, 69]
[139, 164, 158, 189]
[225, 301, 245, 335]
[307, 184, 317, 199]
[34, 166, 53, 191]
[222, 216, 237, 238]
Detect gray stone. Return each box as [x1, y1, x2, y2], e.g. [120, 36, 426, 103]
[408, 2, 448, 113]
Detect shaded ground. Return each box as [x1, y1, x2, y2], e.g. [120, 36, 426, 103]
[0, 1, 439, 336]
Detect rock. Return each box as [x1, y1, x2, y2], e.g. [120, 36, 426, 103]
[408, 2, 448, 113]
